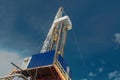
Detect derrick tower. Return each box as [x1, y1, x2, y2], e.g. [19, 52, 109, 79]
[1, 7, 72, 80]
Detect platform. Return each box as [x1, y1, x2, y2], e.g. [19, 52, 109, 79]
[13, 50, 71, 80]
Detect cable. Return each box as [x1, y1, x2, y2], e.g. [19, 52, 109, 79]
[71, 28, 88, 74]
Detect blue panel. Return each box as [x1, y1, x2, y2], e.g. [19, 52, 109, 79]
[27, 50, 55, 68]
[58, 55, 72, 78]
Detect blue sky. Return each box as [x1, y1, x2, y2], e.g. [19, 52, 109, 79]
[0, 0, 120, 80]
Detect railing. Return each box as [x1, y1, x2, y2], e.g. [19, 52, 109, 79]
[0, 74, 28, 80]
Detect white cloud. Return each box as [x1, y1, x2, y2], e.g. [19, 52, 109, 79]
[97, 67, 104, 73]
[89, 72, 96, 77]
[0, 50, 22, 77]
[108, 70, 120, 80]
[114, 33, 120, 44]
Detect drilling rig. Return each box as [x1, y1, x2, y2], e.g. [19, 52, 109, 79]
[0, 7, 72, 80]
